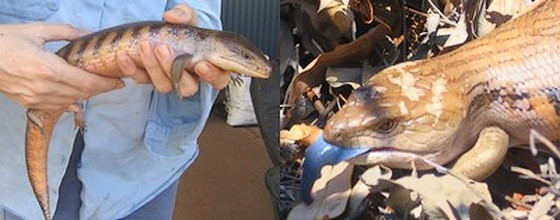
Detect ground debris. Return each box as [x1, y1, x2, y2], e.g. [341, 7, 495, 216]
[279, 0, 551, 219]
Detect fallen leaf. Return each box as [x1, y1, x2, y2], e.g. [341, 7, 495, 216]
[318, 0, 350, 12]
[529, 193, 555, 220]
[380, 174, 497, 219]
[288, 162, 353, 220]
[325, 67, 362, 90]
[442, 13, 468, 48]
[347, 166, 393, 214]
[425, 11, 440, 36]
[280, 124, 322, 146]
[476, 0, 530, 37]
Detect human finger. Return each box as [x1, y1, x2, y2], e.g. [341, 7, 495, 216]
[194, 62, 230, 90]
[154, 44, 174, 78]
[29, 23, 90, 42]
[139, 41, 173, 93]
[116, 51, 151, 84]
[163, 4, 198, 25]
[178, 70, 199, 97]
[46, 54, 125, 96]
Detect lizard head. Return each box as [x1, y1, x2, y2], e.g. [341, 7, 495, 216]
[205, 31, 272, 79]
[300, 62, 471, 204]
[323, 63, 466, 169]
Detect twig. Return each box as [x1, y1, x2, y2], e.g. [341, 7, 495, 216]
[529, 129, 560, 158]
[404, 6, 458, 27]
[426, 0, 457, 27]
[504, 195, 534, 210]
[321, 96, 339, 118]
[510, 166, 552, 185]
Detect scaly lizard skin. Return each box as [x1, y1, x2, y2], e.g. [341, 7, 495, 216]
[325, 0, 560, 172]
[25, 21, 271, 220]
[300, 0, 560, 203]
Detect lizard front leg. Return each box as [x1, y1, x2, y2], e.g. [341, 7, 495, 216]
[451, 126, 509, 181]
[170, 53, 196, 99]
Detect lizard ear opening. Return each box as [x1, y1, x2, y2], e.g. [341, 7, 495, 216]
[351, 85, 377, 104]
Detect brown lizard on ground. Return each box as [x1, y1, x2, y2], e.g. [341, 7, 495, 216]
[301, 0, 560, 203]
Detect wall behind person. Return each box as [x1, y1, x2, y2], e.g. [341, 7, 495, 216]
[222, 0, 280, 60]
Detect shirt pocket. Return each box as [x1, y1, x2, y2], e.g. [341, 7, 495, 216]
[143, 91, 203, 158]
[0, 0, 59, 22]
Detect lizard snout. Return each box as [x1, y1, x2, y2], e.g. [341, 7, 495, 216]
[323, 120, 345, 145]
[324, 85, 378, 147]
[323, 105, 373, 147]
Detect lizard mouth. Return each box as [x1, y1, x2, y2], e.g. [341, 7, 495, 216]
[328, 135, 443, 170]
[209, 56, 271, 79]
[338, 135, 437, 154]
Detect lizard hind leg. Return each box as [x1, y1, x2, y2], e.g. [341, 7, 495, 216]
[67, 103, 85, 133]
[170, 53, 195, 99]
[451, 126, 510, 181]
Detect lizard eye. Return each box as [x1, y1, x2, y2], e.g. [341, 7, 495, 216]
[377, 119, 398, 133]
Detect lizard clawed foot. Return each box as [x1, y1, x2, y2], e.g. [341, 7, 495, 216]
[66, 103, 86, 133]
[230, 74, 243, 87]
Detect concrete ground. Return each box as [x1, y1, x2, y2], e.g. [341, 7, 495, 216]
[173, 107, 274, 220]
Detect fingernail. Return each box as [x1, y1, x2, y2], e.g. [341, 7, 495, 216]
[164, 6, 192, 24]
[173, 7, 189, 19]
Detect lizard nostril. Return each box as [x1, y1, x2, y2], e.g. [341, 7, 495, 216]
[324, 123, 344, 145]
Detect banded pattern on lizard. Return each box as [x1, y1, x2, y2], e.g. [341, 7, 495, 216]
[301, 0, 560, 203]
[26, 21, 271, 220]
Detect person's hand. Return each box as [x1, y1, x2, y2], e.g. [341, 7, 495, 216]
[116, 4, 230, 97]
[0, 23, 125, 110]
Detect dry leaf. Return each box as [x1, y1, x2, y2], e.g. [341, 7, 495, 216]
[280, 124, 322, 146]
[478, 0, 529, 36]
[288, 162, 353, 220]
[325, 67, 362, 89]
[425, 10, 440, 36]
[347, 166, 393, 214]
[442, 13, 468, 48]
[528, 193, 555, 220]
[318, 0, 350, 13]
[381, 174, 496, 219]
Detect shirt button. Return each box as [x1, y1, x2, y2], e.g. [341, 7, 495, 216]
[47, 1, 59, 11]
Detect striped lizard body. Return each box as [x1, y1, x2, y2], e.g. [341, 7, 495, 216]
[301, 0, 560, 203]
[25, 21, 271, 220]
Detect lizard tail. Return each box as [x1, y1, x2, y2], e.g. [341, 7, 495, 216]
[25, 109, 64, 220]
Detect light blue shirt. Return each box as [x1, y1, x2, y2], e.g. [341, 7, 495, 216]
[0, 1, 222, 219]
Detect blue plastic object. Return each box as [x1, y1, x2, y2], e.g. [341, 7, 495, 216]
[300, 133, 369, 203]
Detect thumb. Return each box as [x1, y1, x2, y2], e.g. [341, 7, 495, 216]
[163, 4, 198, 26]
[31, 23, 90, 42]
